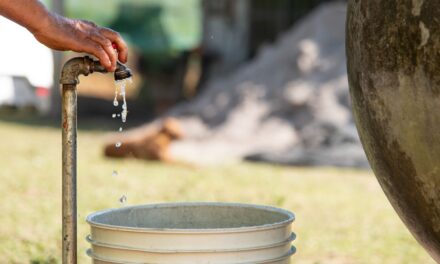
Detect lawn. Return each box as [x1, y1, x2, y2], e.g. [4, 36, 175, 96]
[0, 116, 435, 264]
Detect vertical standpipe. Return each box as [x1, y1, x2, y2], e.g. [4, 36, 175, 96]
[60, 56, 132, 264]
[62, 84, 77, 264]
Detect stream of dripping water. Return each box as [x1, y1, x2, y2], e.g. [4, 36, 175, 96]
[112, 77, 133, 205]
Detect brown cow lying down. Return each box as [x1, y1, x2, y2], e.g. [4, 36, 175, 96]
[104, 118, 183, 162]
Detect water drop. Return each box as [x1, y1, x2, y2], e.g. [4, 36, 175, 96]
[115, 142, 122, 148]
[112, 114, 117, 118]
[117, 114, 121, 117]
[119, 127, 123, 132]
[119, 195, 127, 204]
[121, 111, 127, 123]
[112, 170, 118, 177]
[113, 85, 119, 106]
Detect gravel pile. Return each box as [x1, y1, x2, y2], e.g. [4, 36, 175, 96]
[132, 2, 369, 168]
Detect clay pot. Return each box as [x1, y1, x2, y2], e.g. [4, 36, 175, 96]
[347, 0, 440, 261]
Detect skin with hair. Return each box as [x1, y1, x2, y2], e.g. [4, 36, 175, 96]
[0, 0, 128, 71]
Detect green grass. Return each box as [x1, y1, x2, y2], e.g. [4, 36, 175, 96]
[0, 118, 435, 264]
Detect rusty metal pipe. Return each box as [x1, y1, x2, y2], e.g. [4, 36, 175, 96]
[60, 56, 131, 264]
[61, 84, 77, 264]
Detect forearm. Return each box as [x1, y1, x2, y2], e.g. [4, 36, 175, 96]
[0, 0, 128, 71]
[0, 0, 52, 34]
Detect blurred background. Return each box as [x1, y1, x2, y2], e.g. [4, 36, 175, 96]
[0, 0, 436, 263]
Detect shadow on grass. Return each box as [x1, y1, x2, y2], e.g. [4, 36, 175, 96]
[30, 256, 58, 264]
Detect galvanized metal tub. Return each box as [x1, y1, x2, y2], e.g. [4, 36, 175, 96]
[86, 234, 295, 263]
[86, 202, 295, 263]
[86, 247, 296, 264]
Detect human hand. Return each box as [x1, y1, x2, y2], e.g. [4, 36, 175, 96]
[32, 13, 128, 72]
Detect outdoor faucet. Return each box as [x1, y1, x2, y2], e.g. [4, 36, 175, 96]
[60, 56, 131, 264]
[60, 56, 132, 85]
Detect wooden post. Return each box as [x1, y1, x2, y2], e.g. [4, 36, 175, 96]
[202, 0, 250, 76]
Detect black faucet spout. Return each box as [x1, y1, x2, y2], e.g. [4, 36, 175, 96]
[115, 62, 132, 81]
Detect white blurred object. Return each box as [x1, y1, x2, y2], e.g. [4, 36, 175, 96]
[297, 39, 319, 74]
[0, 16, 53, 113]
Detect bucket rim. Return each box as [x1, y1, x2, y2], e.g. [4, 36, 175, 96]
[86, 232, 296, 253]
[86, 202, 295, 234]
[86, 246, 296, 264]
